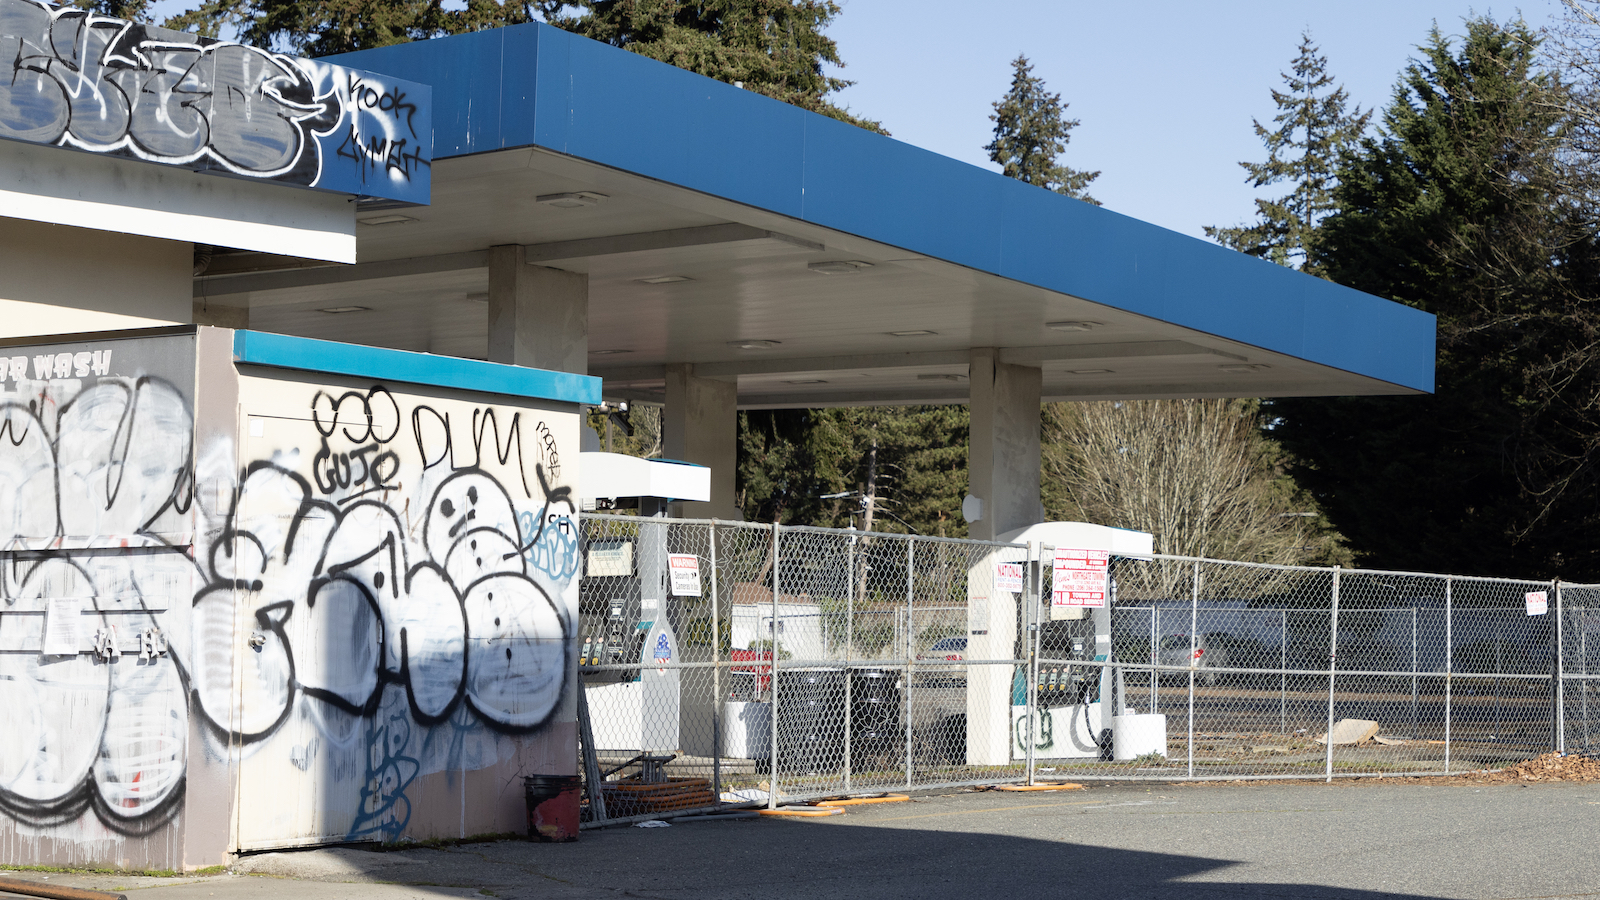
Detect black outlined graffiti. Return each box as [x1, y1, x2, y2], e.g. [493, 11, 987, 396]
[0, 366, 196, 839]
[2, 361, 576, 847]
[0, 0, 430, 198]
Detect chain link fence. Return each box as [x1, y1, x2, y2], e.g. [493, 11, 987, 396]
[575, 514, 1589, 825]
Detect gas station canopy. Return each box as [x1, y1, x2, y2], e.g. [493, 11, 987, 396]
[193, 23, 1435, 409]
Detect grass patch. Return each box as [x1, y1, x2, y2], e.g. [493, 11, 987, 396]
[1, 864, 186, 877]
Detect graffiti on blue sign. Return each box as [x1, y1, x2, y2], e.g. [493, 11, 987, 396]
[0, 0, 431, 204]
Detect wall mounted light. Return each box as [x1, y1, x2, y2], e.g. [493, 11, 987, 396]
[318, 306, 370, 314]
[729, 339, 781, 350]
[358, 215, 415, 226]
[887, 330, 938, 337]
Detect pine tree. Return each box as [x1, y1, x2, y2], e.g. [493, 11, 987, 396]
[985, 55, 1099, 204]
[162, 0, 884, 134]
[532, 0, 884, 132]
[1205, 33, 1369, 272]
[1274, 17, 1600, 578]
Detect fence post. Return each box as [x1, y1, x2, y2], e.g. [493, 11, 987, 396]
[769, 521, 780, 810]
[905, 538, 915, 791]
[1325, 565, 1340, 783]
[1026, 541, 1040, 786]
[1188, 560, 1199, 780]
[1445, 576, 1453, 774]
[1555, 579, 1565, 754]
[844, 531, 855, 794]
[1411, 606, 1419, 741]
[710, 521, 721, 802]
[1280, 609, 1287, 736]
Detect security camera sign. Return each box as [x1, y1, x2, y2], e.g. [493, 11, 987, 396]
[1053, 548, 1109, 609]
[669, 554, 702, 596]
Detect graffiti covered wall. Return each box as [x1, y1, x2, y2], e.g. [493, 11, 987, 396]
[221, 367, 579, 849]
[0, 329, 582, 866]
[0, 0, 430, 203]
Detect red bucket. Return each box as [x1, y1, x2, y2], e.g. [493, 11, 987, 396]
[524, 774, 581, 842]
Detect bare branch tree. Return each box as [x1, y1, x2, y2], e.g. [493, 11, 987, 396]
[1043, 399, 1341, 596]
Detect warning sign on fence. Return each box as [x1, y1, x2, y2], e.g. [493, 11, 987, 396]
[668, 554, 702, 596]
[1052, 548, 1108, 609]
[1526, 590, 1548, 616]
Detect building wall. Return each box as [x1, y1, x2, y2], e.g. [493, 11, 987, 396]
[0, 329, 582, 866]
[0, 218, 191, 337]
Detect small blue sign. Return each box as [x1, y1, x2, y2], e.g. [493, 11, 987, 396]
[653, 633, 672, 663]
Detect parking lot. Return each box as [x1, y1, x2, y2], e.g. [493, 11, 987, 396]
[8, 776, 1600, 900]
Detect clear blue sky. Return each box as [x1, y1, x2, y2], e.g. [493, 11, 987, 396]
[824, 0, 1563, 239]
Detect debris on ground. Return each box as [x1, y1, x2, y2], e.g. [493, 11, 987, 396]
[1314, 719, 1381, 745]
[1450, 752, 1600, 784]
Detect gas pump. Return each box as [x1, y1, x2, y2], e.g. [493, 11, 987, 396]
[578, 452, 709, 753]
[972, 522, 1157, 765]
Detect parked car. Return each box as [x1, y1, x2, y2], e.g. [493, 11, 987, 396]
[916, 636, 967, 687]
[1157, 632, 1231, 685]
[918, 636, 967, 662]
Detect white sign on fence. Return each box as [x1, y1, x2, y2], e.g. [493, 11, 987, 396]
[995, 560, 1025, 594]
[669, 554, 702, 596]
[1526, 590, 1548, 616]
[1052, 548, 1109, 609]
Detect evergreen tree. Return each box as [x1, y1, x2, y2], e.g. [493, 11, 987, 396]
[737, 407, 969, 536]
[1275, 17, 1600, 578]
[1206, 33, 1369, 272]
[533, 0, 882, 132]
[162, 0, 883, 134]
[986, 55, 1099, 203]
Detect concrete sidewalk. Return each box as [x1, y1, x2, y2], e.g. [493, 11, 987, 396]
[5, 779, 1597, 900]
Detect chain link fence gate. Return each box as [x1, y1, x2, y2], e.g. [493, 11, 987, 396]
[576, 514, 1581, 826]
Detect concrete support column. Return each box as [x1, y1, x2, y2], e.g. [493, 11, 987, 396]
[663, 363, 739, 519]
[967, 347, 1043, 540]
[486, 244, 588, 373]
[966, 347, 1042, 766]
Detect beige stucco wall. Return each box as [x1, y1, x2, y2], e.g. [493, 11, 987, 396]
[0, 217, 190, 337]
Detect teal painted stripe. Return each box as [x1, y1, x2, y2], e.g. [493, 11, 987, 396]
[233, 331, 601, 405]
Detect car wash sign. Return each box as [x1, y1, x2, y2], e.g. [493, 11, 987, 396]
[1052, 548, 1109, 609]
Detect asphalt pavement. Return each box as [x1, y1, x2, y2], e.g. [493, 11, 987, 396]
[4, 779, 1598, 900]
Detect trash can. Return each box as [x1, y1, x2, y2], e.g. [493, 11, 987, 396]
[776, 668, 846, 773]
[524, 774, 581, 842]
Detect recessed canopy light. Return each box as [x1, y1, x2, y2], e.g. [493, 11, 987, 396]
[784, 379, 828, 385]
[465, 292, 489, 302]
[1046, 321, 1102, 332]
[808, 260, 874, 275]
[358, 214, 415, 226]
[318, 305, 370, 314]
[1068, 369, 1114, 375]
[888, 330, 938, 337]
[638, 275, 693, 284]
[917, 373, 967, 382]
[1219, 364, 1270, 373]
[589, 349, 632, 355]
[729, 339, 781, 350]
[536, 191, 608, 208]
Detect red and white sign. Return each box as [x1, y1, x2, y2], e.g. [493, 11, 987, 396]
[1526, 590, 1548, 616]
[1052, 548, 1109, 609]
[668, 554, 702, 596]
[994, 560, 1025, 594]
